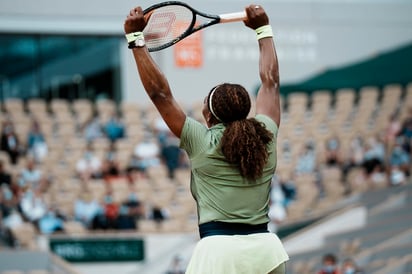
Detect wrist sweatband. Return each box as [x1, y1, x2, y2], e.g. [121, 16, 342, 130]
[255, 25, 273, 40]
[125, 32, 144, 43]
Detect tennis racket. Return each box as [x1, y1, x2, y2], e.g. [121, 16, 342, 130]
[143, 1, 246, 52]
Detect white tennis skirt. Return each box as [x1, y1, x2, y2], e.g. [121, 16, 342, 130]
[185, 232, 289, 274]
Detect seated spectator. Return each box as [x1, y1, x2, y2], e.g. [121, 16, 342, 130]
[103, 112, 126, 143]
[26, 119, 48, 163]
[126, 154, 146, 180]
[18, 158, 44, 191]
[0, 160, 12, 187]
[295, 142, 326, 198]
[75, 145, 102, 181]
[317, 253, 341, 274]
[38, 204, 65, 235]
[117, 184, 144, 230]
[279, 173, 297, 208]
[101, 144, 121, 181]
[388, 141, 410, 186]
[295, 142, 317, 175]
[149, 204, 169, 228]
[399, 107, 412, 153]
[341, 258, 364, 274]
[325, 135, 342, 166]
[341, 135, 365, 194]
[384, 113, 402, 155]
[268, 175, 287, 233]
[133, 135, 161, 174]
[102, 189, 119, 229]
[166, 254, 186, 274]
[161, 131, 182, 179]
[0, 120, 22, 165]
[19, 188, 48, 224]
[0, 184, 23, 246]
[362, 135, 386, 185]
[74, 191, 102, 229]
[153, 117, 170, 145]
[81, 116, 104, 143]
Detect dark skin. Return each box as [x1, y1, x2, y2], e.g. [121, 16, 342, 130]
[124, 4, 280, 137]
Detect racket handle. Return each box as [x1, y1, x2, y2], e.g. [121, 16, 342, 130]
[219, 11, 247, 23]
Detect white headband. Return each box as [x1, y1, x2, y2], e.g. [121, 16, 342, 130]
[209, 86, 222, 122]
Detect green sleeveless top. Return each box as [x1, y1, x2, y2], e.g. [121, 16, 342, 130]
[180, 114, 278, 225]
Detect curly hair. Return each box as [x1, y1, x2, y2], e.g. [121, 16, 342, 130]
[207, 83, 274, 180]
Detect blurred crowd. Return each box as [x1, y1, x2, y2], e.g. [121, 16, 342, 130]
[1, 99, 411, 252]
[0, 109, 188, 246]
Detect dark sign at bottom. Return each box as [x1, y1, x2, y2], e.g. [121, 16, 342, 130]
[49, 237, 145, 263]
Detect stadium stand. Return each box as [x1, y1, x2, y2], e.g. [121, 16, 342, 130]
[0, 82, 412, 273]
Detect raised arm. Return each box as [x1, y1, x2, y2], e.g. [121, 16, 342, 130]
[124, 7, 186, 137]
[244, 5, 280, 126]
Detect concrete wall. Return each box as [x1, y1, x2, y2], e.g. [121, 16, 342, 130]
[1, 0, 412, 104]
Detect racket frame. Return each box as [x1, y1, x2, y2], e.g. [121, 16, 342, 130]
[143, 1, 245, 52]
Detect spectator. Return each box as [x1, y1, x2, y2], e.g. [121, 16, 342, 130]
[99, 186, 119, 229]
[117, 183, 144, 230]
[0, 184, 22, 246]
[0, 160, 12, 187]
[362, 135, 386, 186]
[317, 253, 341, 274]
[82, 116, 104, 143]
[19, 158, 44, 191]
[388, 141, 410, 186]
[26, 119, 48, 163]
[383, 113, 402, 155]
[149, 204, 169, 228]
[341, 135, 365, 195]
[125, 154, 146, 180]
[38, 204, 65, 235]
[74, 191, 102, 229]
[133, 135, 160, 174]
[153, 117, 170, 145]
[268, 175, 287, 233]
[295, 142, 317, 175]
[75, 144, 102, 181]
[0, 121, 21, 165]
[103, 112, 126, 143]
[279, 173, 297, 208]
[325, 135, 342, 166]
[165, 254, 186, 274]
[19, 188, 48, 225]
[340, 258, 364, 274]
[161, 131, 182, 179]
[295, 142, 326, 198]
[101, 144, 121, 181]
[399, 107, 412, 153]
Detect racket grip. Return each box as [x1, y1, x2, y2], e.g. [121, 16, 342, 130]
[219, 11, 247, 23]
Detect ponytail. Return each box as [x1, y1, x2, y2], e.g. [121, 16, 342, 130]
[220, 118, 273, 180]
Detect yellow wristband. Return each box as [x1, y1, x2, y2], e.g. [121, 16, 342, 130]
[255, 25, 273, 40]
[125, 32, 144, 43]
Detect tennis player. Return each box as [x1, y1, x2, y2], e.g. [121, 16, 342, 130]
[124, 3, 289, 273]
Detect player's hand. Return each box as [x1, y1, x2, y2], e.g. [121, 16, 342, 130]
[243, 4, 269, 30]
[124, 6, 147, 34]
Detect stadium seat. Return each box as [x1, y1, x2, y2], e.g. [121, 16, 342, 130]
[27, 99, 48, 116]
[3, 98, 25, 114]
[63, 220, 88, 235]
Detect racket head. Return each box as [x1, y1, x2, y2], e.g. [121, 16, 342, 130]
[143, 1, 218, 52]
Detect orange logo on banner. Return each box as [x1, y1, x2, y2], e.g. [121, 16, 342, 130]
[174, 22, 203, 68]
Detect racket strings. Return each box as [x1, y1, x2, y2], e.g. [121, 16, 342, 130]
[144, 5, 194, 50]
